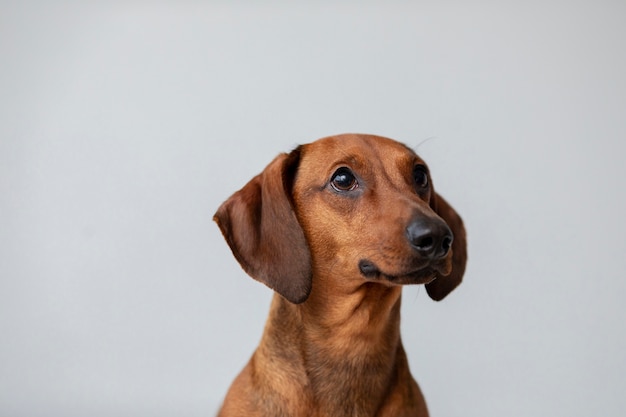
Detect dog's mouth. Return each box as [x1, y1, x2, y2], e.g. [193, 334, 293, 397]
[358, 259, 446, 285]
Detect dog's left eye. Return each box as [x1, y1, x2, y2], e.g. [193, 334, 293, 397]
[330, 167, 359, 192]
[413, 165, 429, 189]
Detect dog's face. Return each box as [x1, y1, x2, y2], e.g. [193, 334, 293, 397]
[292, 134, 454, 288]
[214, 134, 466, 304]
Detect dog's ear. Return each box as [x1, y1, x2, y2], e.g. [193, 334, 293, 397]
[425, 192, 467, 301]
[213, 149, 311, 304]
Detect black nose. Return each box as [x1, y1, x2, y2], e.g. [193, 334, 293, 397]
[406, 218, 453, 260]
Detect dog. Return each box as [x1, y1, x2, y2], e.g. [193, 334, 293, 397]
[214, 133, 467, 417]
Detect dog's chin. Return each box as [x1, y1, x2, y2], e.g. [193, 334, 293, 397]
[358, 260, 439, 286]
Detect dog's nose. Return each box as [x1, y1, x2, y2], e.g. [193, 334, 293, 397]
[406, 218, 453, 260]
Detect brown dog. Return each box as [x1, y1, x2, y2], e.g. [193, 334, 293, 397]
[214, 134, 467, 417]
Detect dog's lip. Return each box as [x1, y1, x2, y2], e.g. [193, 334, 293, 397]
[358, 259, 438, 284]
[389, 269, 438, 285]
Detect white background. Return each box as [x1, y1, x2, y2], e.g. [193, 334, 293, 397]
[1, 1, 625, 416]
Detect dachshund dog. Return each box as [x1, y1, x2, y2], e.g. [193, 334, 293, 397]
[214, 134, 467, 417]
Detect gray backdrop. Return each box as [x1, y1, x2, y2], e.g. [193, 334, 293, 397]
[1, 2, 625, 416]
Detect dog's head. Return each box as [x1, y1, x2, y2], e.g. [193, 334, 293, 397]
[214, 134, 467, 304]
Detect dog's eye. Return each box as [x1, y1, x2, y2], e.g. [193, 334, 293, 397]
[413, 165, 429, 189]
[330, 167, 359, 192]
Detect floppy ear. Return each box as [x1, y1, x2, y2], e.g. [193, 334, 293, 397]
[213, 149, 312, 304]
[425, 192, 467, 301]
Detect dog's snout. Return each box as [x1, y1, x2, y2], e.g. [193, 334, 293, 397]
[406, 218, 453, 260]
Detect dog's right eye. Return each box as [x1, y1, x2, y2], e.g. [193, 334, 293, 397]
[330, 168, 359, 192]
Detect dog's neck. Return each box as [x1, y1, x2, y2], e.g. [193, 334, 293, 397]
[302, 280, 403, 349]
[258, 281, 411, 415]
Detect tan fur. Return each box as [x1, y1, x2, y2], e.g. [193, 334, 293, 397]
[214, 134, 467, 417]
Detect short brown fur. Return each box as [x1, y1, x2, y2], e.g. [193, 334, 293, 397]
[214, 134, 467, 417]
